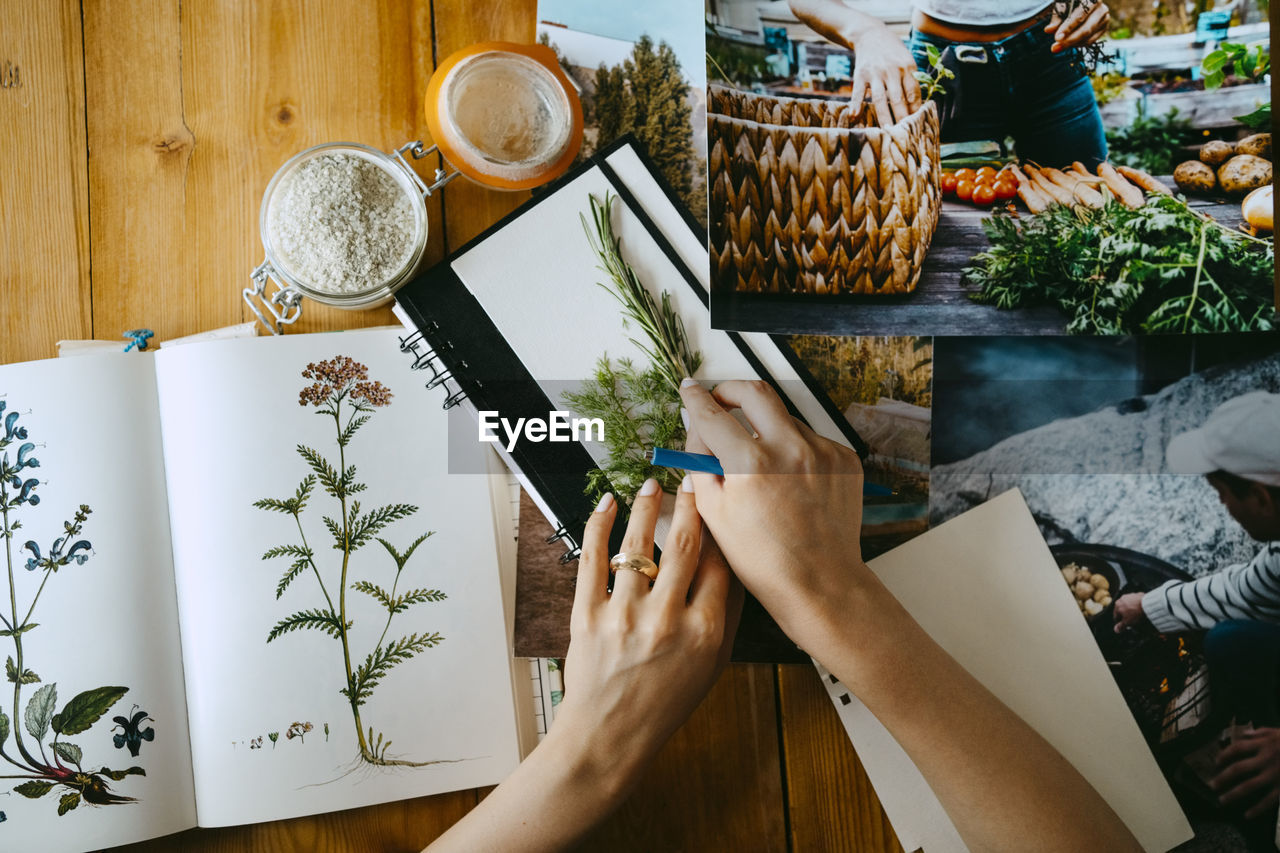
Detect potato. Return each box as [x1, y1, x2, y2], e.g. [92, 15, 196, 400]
[1218, 155, 1273, 196]
[1074, 580, 1095, 600]
[1092, 575, 1110, 591]
[1200, 140, 1236, 167]
[1084, 599, 1105, 616]
[1061, 566, 1079, 584]
[1174, 160, 1217, 194]
[1243, 185, 1273, 233]
[1236, 133, 1272, 161]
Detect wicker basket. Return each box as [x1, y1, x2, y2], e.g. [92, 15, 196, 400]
[709, 85, 941, 296]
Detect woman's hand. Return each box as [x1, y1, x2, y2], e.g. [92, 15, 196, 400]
[1112, 591, 1146, 632]
[426, 478, 741, 853]
[677, 379, 870, 649]
[1045, 1, 1111, 52]
[789, 0, 921, 124]
[555, 479, 743, 782]
[1214, 727, 1280, 819]
[848, 30, 923, 125]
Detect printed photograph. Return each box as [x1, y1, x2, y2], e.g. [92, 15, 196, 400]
[704, 0, 1274, 336]
[537, 0, 708, 224]
[931, 333, 1280, 851]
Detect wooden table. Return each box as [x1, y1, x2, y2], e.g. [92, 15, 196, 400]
[712, 196, 1248, 336]
[1, 2, 903, 850]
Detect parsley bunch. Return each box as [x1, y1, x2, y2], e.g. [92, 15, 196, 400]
[964, 196, 1275, 335]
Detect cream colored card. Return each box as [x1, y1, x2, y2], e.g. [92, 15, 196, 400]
[819, 489, 1192, 852]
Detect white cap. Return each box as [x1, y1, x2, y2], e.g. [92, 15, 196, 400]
[1166, 391, 1280, 487]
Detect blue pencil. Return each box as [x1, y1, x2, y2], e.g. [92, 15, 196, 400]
[646, 447, 894, 496]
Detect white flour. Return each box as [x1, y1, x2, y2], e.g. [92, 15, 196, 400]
[268, 152, 416, 294]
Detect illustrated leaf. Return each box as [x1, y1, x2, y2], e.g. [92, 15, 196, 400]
[375, 531, 434, 571]
[0, 708, 9, 746]
[348, 504, 417, 551]
[276, 559, 309, 599]
[51, 741, 82, 767]
[337, 415, 369, 448]
[5, 655, 39, 684]
[293, 474, 316, 511]
[343, 632, 443, 707]
[51, 685, 127, 736]
[297, 445, 343, 498]
[323, 515, 346, 550]
[252, 496, 295, 514]
[57, 791, 80, 815]
[266, 608, 348, 642]
[98, 765, 145, 781]
[261, 544, 312, 561]
[352, 580, 394, 612]
[24, 682, 57, 741]
[0, 623, 38, 639]
[396, 588, 448, 609]
[14, 780, 53, 798]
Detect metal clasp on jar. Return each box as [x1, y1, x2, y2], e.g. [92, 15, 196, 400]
[244, 261, 303, 335]
[393, 141, 461, 196]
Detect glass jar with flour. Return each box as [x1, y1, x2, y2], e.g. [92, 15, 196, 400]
[246, 42, 582, 334]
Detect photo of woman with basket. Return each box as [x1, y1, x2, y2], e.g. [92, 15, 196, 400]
[791, 0, 1112, 168]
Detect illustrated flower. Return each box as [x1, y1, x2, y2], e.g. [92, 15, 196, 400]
[4, 410, 27, 442]
[285, 720, 314, 742]
[111, 708, 156, 757]
[11, 477, 39, 507]
[23, 536, 92, 572]
[16, 443, 39, 470]
[297, 356, 392, 408]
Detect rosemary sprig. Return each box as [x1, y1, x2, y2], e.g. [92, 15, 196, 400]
[581, 192, 702, 392]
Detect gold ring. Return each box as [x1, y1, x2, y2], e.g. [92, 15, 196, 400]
[609, 552, 659, 580]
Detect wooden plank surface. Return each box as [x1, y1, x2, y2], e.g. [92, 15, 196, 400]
[779, 665, 907, 853]
[713, 196, 1252, 336]
[0, 0, 92, 364]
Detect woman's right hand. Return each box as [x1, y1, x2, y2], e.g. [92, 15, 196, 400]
[678, 379, 872, 647]
[847, 29, 923, 125]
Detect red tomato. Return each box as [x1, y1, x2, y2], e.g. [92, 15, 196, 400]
[954, 168, 976, 183]
[972, 184, 997, 206]
[975, 166, 998, 183]
[955, 179, 976, 202]
[941, 173, 959, 195]
[993, 180, 1018, 201]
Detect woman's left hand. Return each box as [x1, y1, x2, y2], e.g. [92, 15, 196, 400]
[556, 478, 744, 790]
[1045, 1, 1110, 52]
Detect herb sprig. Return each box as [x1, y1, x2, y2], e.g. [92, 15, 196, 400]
[964, 196, 1275, 335]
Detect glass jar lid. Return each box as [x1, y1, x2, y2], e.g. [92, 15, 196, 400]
[425, 42, 583, 190]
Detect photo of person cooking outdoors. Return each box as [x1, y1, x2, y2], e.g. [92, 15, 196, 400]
[705, 0, 1273, 336]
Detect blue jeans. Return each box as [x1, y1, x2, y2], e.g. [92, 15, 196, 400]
[909, 25, 1108, 169]
[1204, 619, 1280, 728]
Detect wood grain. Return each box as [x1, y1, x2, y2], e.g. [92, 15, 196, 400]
[575, 664, 788, 852]
[778, 664, 907, 853]
[431, 0, 534, 250]
[0, 0, 91, 365]
[82, 0, 444, 342]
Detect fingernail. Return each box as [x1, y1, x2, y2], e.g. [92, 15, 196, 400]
[595, 492, 614, 512]
[680, 407, 690, 430]
[682, 475, 694, 493]
[680, 377, 697, 388]
[637, 478, 659, 497]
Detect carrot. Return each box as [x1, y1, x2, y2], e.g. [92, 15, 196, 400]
[1114, 165, 1173, 196]
[1097, 162, 1146, 208]
[1024, 165, 1078, 208]
[1042, 166, 1105, 207]
[1011, 165, 1051, 213]
[1070, 161, 1092, 178]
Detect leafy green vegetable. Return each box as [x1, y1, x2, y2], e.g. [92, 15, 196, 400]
[964, 196, 1275, 335]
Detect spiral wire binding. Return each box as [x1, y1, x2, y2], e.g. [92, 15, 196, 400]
[398, 331, 580, 562]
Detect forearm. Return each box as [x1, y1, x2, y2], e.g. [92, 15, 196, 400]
[788, 0, 891, 50]
[790, 568, 1142, 853]
[425, 719, 639, 853]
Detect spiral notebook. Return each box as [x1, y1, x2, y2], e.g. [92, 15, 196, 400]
[392, 137, 866, 568]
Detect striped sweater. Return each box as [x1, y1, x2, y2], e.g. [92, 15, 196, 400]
[1143, 542, 1280, 632]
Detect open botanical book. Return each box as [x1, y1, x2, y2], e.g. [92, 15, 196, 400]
[0, 328, 530, 852]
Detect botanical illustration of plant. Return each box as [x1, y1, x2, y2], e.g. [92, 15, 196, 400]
[255, 358, 448, 768]
[562, 193, 702, 504]
[0, 399, 145, 815]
